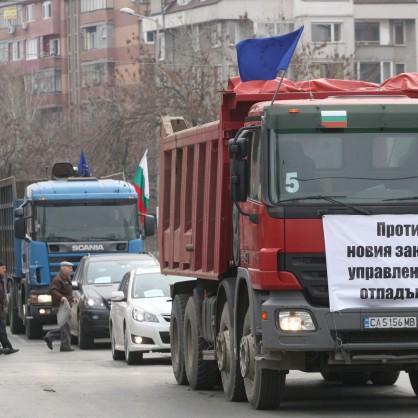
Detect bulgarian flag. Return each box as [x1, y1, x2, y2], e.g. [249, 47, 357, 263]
[132, 150, 150, 215]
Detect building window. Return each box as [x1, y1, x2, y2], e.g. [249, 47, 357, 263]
[34, 69, 61, 94]
[312, 23, 342, 42]
[356, 61, 393, 84]
[394, 21, 405, 45]
[0, 42, 8, 62]
[26, 4, 35, 22]
[80, 0, 108, 13]
[211, 23, 222, 48]
[227, 22, 236, 46]
[42, 0, 51, 19]
[310, 62, 344, 79]
[11, 41, 23, 61]
[355, 22, 380, 44]
[50, 39, 60, 56]
[83, 26, 97, 50]
[26, 38, 37, 60]
[255, 21, 294, 38]
[395, 63, 405, 75]
[192, 25, 200, 52]
[144, 31, 155, 44]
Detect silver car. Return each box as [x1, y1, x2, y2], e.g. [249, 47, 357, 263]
[110, 267, 193, 364]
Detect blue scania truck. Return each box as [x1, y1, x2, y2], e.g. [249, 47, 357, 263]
[0, 162, 153, 339]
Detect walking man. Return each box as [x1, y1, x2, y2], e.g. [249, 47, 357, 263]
[0, 259, 19, 355]
[44, 261, 77, 352]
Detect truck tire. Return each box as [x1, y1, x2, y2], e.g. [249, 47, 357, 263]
[241, 309, 286, 410]
[78, 316, 94, 349]
[409, 371, 418, 396]
[217, 303, 246, 401]
[370, 371, 400, 386]
[183, 296, 212, 389]
[171, 294, 189, 385]
[9, 288, 24, 334]
[340, 372, 370, 386]
[25, 317, 43, 339]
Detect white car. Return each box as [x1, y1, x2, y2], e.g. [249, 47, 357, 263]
[109, 267, 193, 364]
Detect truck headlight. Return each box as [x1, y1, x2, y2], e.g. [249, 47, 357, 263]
[277, 310, 316, 332]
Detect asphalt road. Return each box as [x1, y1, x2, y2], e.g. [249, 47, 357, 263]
[2, 329, 418, 418]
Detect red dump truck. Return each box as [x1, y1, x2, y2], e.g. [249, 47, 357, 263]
[158, 73, 418, 409]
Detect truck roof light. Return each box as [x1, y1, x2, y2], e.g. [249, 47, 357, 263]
[288, 108, 300, 114]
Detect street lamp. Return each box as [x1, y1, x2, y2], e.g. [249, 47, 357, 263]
[120, 7, 161, 60]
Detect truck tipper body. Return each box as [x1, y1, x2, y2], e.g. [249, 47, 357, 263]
[0, 163, 151, 339]
[159, 73, 418, 409]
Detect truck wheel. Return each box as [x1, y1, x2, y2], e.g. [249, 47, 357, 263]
[171, 294, 189, 385]
[183, 296, 211, 389]
[321, 372, 340, 382]
[25, 317, 43, 339]
[78, 316, 94, 349]
[124, 327, 143, 365]
[340, 372, 370, 386]
[409, 371, 418, 395]
[9, 288, 24, 334]
[370, 371, 400, 386]
[217, 303, 246, 401]
[241, 309, 286, 410]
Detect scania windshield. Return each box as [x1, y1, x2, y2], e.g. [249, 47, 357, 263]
[34, 202, 139, 242]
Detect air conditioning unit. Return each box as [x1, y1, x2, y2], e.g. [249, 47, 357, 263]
[8, 25, 15, 34]
[21, 21, 28, 30]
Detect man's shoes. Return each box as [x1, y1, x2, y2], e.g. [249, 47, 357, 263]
[44, 337, 53, 350]
[4, 348, 19, 355]
[60, 348, 75, 352]
[0, 348, 8, 355]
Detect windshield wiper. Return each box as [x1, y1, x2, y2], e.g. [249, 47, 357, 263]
[384, 196, 418, 202]
[279, 195, 372, 215]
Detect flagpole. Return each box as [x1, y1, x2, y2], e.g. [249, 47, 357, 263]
[270, 69, 286, 106]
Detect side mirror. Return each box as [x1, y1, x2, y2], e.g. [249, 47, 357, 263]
[111, 291, 126, 302]
[230, 159, 248, 202]
[14, 218, 26, 240]
[143, 214, 155, 237]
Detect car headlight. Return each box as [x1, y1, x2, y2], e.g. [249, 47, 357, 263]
[31, 294, 51, 304]
[132, 306, 158, 323]
[86, 297, 105, 308]
[277, 310, 316, 332]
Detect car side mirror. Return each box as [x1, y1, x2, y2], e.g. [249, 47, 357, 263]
[111, 291, 126, 302]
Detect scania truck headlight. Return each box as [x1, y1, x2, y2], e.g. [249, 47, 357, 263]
[277, 310, 316, 332]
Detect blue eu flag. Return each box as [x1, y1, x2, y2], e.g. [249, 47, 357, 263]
[78, 151, 91, 177]
[236, 26, 304, 82]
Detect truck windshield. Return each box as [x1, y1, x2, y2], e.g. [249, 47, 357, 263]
[34, 203, 139, 242]
[269, 131, 418, 204]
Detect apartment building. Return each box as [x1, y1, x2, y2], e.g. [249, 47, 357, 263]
[0, 0, 416, 115]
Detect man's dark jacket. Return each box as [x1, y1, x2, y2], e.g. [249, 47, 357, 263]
[49, 270, 73, 312]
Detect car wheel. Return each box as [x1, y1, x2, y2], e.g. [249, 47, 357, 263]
[110, 324, 124, 361]
[78, 316, 94, 349]
[124, 326, 143, 365]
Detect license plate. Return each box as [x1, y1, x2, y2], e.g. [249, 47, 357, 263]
[364, 316, 417, 329]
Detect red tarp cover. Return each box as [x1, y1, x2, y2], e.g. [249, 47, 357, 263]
[226, 73, 418, 95]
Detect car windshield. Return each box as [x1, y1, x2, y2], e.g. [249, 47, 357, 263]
[34, 203, 139, 242]
[269, 131, 418, 204]
[86, 259, 158, 285]
[131, 273, 190, 299]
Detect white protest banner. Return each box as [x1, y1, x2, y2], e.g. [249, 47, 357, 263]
[323, 214, 418, 312]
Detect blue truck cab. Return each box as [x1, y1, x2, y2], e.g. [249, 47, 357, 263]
[1, 162, 153, 339]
